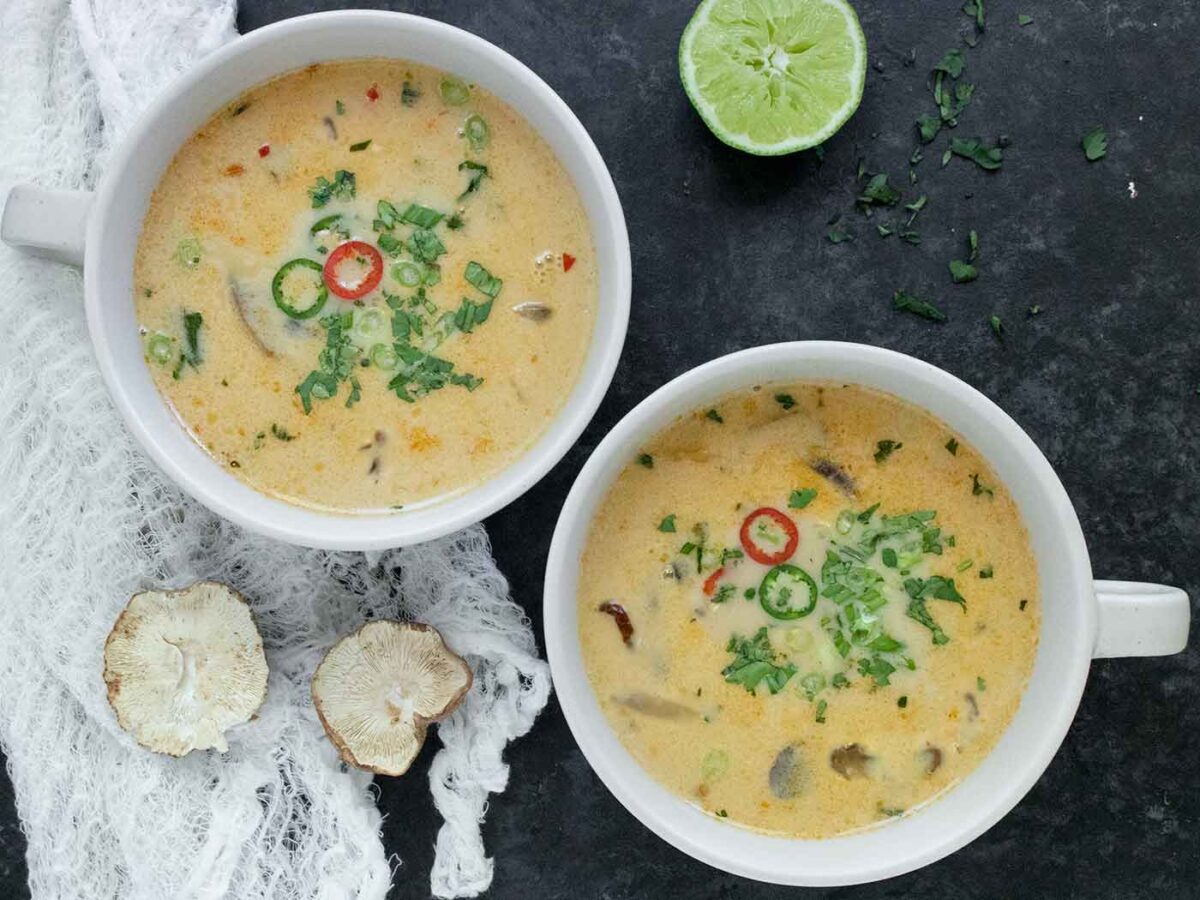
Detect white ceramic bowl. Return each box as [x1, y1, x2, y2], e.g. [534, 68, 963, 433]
[1, 11, 631, 550]
[544, 342, 1190, 886]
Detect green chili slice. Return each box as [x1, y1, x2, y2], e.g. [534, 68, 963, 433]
[464, 114, 489, 150]
[272, 258, 328, 320]
[759, 563, 818, 620]
[310, 214, 343, 236]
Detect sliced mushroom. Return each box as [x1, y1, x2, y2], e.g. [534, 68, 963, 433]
[830, 743, 873, 779]
[311, 621, 472, 777]
[323, 116, 338, 141]
[919, 745, 943, 775]
[810, 457, 857, 497]
[103, 581, 269, 757]
[768, 744, 807, 799]
[229, 279, 275, 356]
[964, 692, 979, 720]
[512, 301, 552, 321]
[613, 693, 695, 720]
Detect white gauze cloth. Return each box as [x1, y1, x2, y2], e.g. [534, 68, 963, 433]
[0, 1, 552, 897]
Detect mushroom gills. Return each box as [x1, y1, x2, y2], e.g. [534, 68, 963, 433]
[830, 743, 873, 779]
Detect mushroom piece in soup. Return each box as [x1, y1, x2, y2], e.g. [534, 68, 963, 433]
[577, 382, 1040, 838]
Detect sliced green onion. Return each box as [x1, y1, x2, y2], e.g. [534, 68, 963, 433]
[392, 262, 422, 287]
[145, 332, 174, 364]
[272, 258, 328, 319]
[439, 77, 470, 106]
[353, 307, 388, 344]
[422, 263, 441, 286]
[835, 510, 855, 534]
[463, 114, 489, 150]
[370, 343, 398, 370]
[800, 673, 826, 695]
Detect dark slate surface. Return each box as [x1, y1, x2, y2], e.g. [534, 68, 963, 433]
[3, 1, 1197, 897]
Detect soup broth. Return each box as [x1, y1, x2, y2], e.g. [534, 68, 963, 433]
[578, 383, 1039, 837]
[134, 60, 596, 512]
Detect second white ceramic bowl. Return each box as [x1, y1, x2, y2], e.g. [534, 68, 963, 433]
[544, 342, 1189, 886]
[2, 11, 631, 550]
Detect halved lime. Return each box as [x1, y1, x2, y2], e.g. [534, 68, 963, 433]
[679, 0, 867, 155]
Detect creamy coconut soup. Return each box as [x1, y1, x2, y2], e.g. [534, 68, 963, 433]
[578, 383, 1039, 838]
[134, 60, 596, 512]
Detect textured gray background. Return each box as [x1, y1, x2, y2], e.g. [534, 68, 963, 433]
[2, 1, 1197, 897]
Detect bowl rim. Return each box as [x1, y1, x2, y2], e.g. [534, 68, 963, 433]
[83, 9, 631, 549]
[544, 340, 1094, 886]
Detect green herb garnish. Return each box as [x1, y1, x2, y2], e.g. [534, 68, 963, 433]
[308, 170, 356, 208]
[452, 296, 494, 333]
[1082, 126, 1107, 161]
[335, 99, 345, 115]
[971, 473, 994, 497]
[788, 488, 817, 509]
[349, 139, 372, 152]
[722, 628, 797, 695]
[950, 137, 1003, 170]
[270, 424, 294, 442]
[874, 440, 903, 463]
[401, 81, 420, 106]
[893, 290, 947, 322]
[658, 514, 677, 533]
[775, 393, 796, 410]
[458, 160, 489, 199]
[945, 438, 959, 455]
[637, 453, 654, 468]
[949, 259, 978, 283]
[398, 203, 444, 228]
[705, 408, 724, 424]
[858, 172, 901, 207]
[989, 314, 1003, 338]
[815, 699, 828, 723]
[979, 565, 994, 579]
[1018, 13, 1033, 26]
[464, 261, 503, 298]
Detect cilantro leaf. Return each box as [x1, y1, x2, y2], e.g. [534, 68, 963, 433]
[1082, 126, 1107, 161]
[874, 439, 903, 463]
[722, 628, 797, 695]
[950, 137, 1003, 170]
[658, 514, 677, 533]
[307, 169, 356, 208]
[893, 289, 947, 322]
[949, 260, 978, 282]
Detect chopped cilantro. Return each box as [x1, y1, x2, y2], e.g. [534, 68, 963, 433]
[950, 137, 1003, 170]
[658, 514, 677, 533]
[774, 393, 796, 410]
[464, 261, 503, 298]
[945, 437, 959, 455]
[398, 203, 444, 228]
[989, 314, 1003, 338]
[458, 160, 489, 199]
[401, 81, 420, 106]
[788, 488, 818, 509]
[1082, 126, 1107, 161]
[874, 439, 903, 463]
[705, 408, 724, 424]
[977, 675, 987, 691]
[971, 473, 994, 497]
[1018, 13, 1033, 26]
[307, 170, 356, 208]
[893, 289, 947, 323]
[637, 453, 654, 468]
[828, 222, 853, 243]
[949, 259, 978, 283]
[713, 584, 737, 604]
[815, 699, 828, 723]
[270, 424, 294, 442]
[858, 172, 901, 207]
[979, 565, 994, 579]
[348, 139, 372, 152]
[898, 695, 908, 708]
[335, 99, 345, 115]
[722, 628, 797, 695]
[452, 296, 494, 333]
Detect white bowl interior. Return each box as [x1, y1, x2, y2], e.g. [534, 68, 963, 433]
[544, 342, 1095, 886]
[86, 11, 630, 549]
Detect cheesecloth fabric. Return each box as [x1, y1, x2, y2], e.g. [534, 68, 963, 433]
[0, 1, 552, 896]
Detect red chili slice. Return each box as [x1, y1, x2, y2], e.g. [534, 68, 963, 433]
[702, 567, 726, 597]
[323, 241, 383, 300]
[562, 253, 576, 272]
[739, 507, 799, 565]
[598, 601, 634, 645]
[366, 84, 380, 101]
[257, 143, 271, 158]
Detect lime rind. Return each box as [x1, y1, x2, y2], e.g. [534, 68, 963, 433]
[680, 0, 867, 155]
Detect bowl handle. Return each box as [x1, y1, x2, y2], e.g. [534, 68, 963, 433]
[1093, 580, 1190, 658]
[1, 184, 93, 267]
